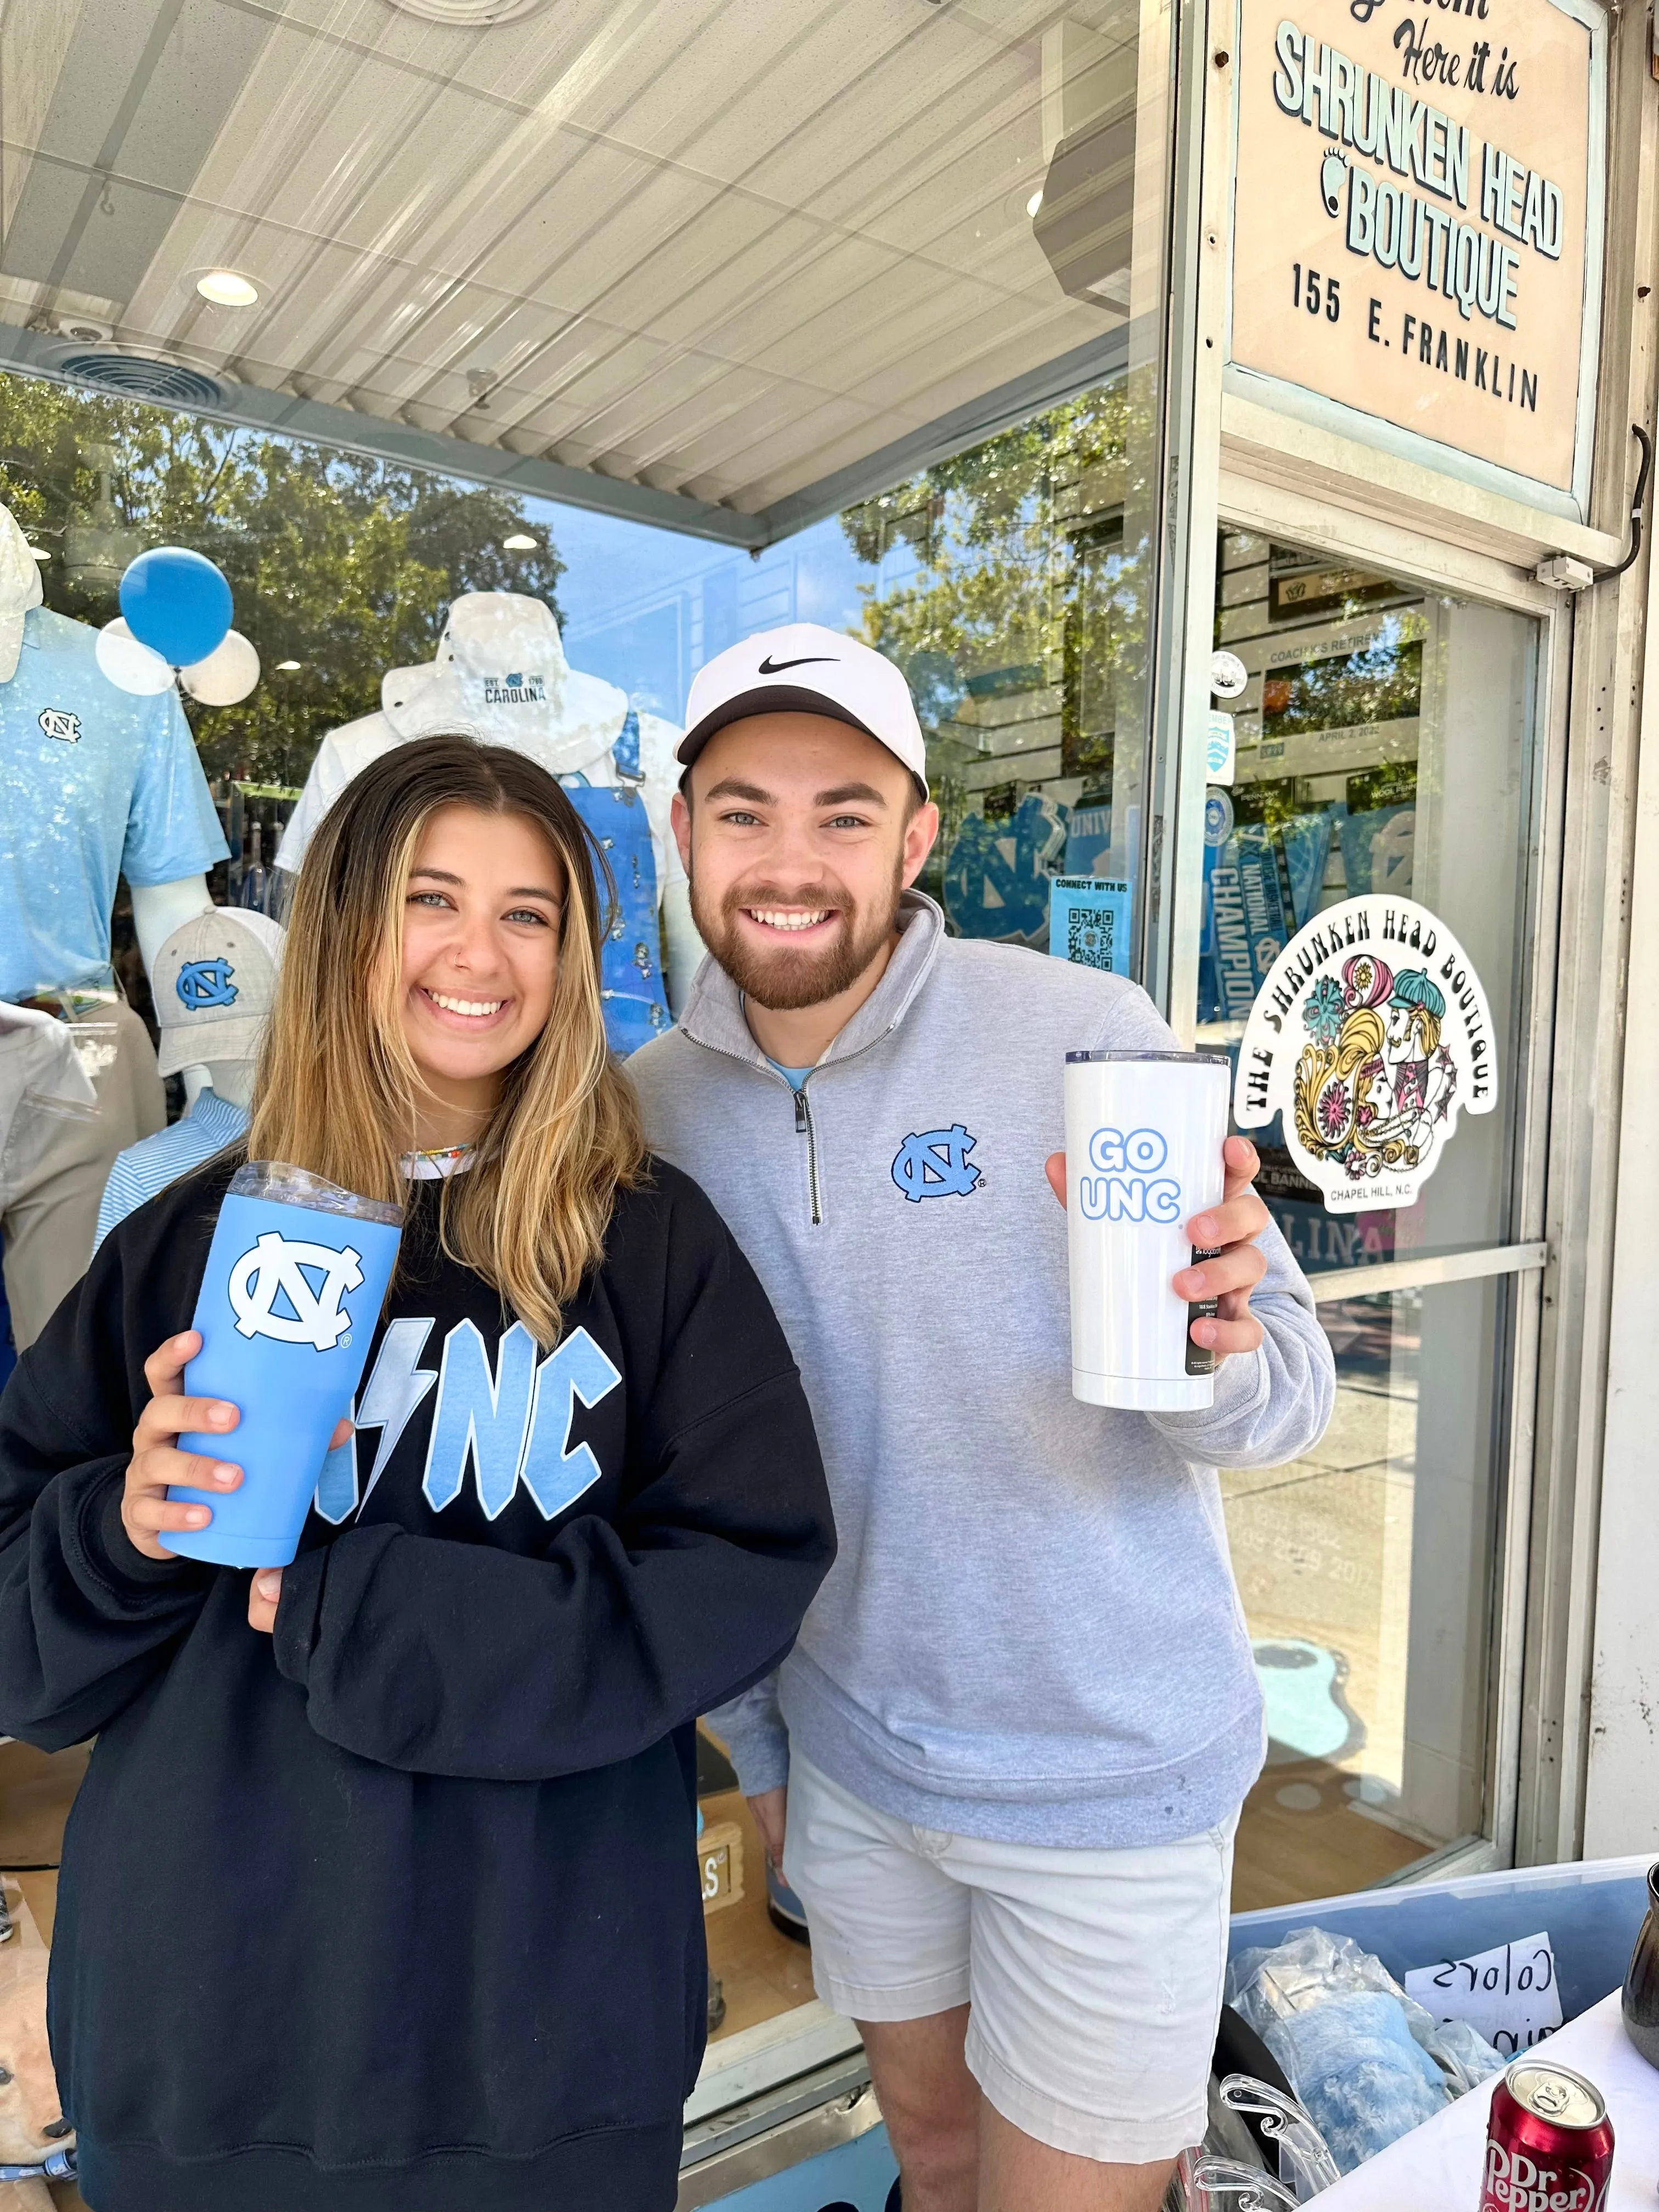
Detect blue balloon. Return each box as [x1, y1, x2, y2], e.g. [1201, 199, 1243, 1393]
[119, 546, 233, 668]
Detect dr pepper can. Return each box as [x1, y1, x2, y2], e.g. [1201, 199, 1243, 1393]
[1480, 2057, 1613, 2212]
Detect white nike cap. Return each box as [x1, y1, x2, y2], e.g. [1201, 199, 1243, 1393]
[677, 623, 929, 796]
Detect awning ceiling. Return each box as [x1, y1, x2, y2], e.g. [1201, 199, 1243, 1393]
[0, 0, 1134, 544]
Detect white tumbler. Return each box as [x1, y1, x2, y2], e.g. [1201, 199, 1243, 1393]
[1065, 1048, 1231, 1410]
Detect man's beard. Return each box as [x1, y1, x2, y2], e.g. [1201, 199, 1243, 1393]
[690, 865, 904, 1012]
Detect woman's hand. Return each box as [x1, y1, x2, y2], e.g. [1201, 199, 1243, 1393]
[123, 1330, 243, 1560]
[248, 1568, 283, 1635]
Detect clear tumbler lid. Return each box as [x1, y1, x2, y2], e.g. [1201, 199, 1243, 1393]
[228, 1159, 403, 1226]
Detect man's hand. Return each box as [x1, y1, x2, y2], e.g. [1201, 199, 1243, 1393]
[1044, 1133, 1270, 1365]
[748, 1786, 787, 1868]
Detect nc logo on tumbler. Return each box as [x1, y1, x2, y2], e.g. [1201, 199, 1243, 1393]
[228, 1232, 363, 1351]
[1077, 1127, 1182, 1224]
[176, 956, 238, 1010]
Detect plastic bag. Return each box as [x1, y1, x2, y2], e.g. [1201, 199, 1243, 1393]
[1216, 2076, 1343, 2203]
[1225, 1927, 1504, 2175]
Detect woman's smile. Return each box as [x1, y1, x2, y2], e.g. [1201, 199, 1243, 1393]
[415, 984, 515, 1030]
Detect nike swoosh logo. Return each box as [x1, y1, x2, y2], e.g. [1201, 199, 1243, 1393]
[757, 653, 839, 674]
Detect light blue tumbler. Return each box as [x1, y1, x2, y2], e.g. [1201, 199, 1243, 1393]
[167, 1161, 403, 1568]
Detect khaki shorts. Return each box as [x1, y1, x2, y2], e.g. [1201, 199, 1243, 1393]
[1, 998, 163, 1348]
[783, 1750, 1236, 2165]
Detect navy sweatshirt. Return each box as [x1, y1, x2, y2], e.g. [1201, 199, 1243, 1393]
[0, 1156, 833, 2212]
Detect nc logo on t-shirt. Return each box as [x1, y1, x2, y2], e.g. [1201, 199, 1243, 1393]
[38, 708, 81, 744]
[176, 956, 238, 1010]
[229, 1231, 363, 1351]
[890, 1124, 981, 1202]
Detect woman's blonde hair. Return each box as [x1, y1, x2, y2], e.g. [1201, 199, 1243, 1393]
[249, 734, 646, 1344]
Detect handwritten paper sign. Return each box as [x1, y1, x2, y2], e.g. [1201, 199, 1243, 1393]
[1404, 1931, 1563, 2057]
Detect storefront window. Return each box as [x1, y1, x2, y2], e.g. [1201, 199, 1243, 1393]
[1229, 1274, 1510, 1908]
[0, 0, 1189, 2087]
[1196, 531, 1543, 1901]
[1200, 532, 1538, 1266]
[852, 396, 1147, 957]
[556, 383, 1152, 966]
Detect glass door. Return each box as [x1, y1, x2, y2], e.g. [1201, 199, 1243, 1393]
[1191, 529, 1548, 1908]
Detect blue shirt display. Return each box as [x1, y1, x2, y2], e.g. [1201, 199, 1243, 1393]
[93, 1087, 249, 1252]
[0, 607, 228, 1001]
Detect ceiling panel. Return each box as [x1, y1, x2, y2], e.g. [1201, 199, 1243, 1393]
[0, 0, 1148, 532]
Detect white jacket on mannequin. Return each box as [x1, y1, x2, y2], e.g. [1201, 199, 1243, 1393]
[275, 594, 704, 1012]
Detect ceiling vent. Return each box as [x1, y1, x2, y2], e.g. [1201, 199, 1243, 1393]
[55, 352, 225, 409]
[384, 0, 551, 22]
[50, 314, 115, 345]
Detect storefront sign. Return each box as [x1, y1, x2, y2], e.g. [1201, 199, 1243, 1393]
[1233, 895, 1496, 1210]
[1227, 0, 1605, 516]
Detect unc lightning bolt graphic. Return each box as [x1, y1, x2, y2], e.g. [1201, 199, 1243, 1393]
[228, 1232, 362, 1349]
[314, 1319, 438, 1525]
[890, 1124, 981, 1202]
[313, 1318, 622, 1526]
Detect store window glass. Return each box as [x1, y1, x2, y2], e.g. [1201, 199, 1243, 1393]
[0, 0, 1194, 2076]
[1229, 1274, 1509, 1908]
[1195, 533, 1542, 1903]
[554, 382, 1150, 962]
[1200, 534, 1537, 1266]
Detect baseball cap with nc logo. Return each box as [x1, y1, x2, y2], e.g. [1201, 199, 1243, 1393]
[676, 623, 929, 797]
[151, 907, 285, 1077]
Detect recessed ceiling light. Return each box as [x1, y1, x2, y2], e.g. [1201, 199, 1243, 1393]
[1026, 190, 1045, 218]
[503, 532, 539, 551]
[386, 0, 552, 20]
[274, 659, 302, 671]
[196, 270, 259, 308]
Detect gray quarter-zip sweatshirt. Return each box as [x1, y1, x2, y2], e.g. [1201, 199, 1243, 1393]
[628, 894, 1336, 1848]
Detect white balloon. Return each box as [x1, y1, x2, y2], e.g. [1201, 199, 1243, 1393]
[180, 628, 260, 706]
[96, 617, 175, 696]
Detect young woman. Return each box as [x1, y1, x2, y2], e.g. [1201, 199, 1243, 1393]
[0, 736, 833, 2212]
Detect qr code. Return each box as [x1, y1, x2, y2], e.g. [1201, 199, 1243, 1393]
[1066, 907, 1116, 969]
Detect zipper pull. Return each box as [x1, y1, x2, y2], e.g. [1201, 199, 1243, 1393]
[793, 1089, 809, 1133]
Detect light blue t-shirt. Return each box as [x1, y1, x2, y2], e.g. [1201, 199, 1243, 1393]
[766, 1059, 815, 1090]
[0, 607, 228, 1000]
[93, 1087, 249, 1252]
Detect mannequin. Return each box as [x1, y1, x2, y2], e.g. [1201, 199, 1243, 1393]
[0, 503, 225, 1346]
[275, 594, 706, 1036]
[92, 909, 280, 1251]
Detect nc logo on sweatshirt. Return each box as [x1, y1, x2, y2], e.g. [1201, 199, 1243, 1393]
[891, 1124, 981, 1203]
[176, 956, 238, 1010]
[229, 1232, 363, 1351]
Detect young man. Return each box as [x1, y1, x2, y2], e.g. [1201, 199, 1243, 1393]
[628, 625, 1335, 2212]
